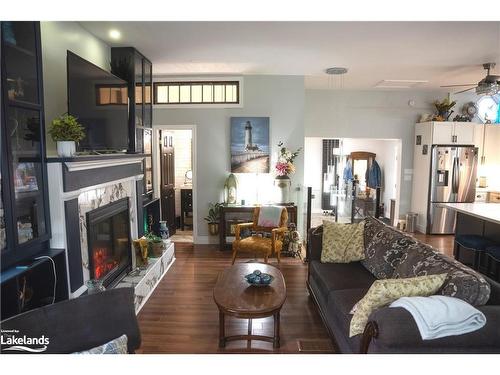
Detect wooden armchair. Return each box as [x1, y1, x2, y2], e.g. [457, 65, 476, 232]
[231, 206, 288, 264]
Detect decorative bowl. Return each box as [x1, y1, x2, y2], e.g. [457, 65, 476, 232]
[245, 270, 274, 287]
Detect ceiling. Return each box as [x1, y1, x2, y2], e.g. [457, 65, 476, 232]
[79, 21, 500, 90]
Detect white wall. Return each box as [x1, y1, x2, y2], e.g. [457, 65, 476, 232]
[41, 21, 111, 156]
[154, 75, 305, 243]
[304, 89, 441, 218]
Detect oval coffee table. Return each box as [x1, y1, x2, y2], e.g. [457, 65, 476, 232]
[213, 262, 286, 348]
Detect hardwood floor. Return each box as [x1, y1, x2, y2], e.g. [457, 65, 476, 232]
[137, 233, 454, 354]
[411, 232, 455, 257]
[137, 243, 333, 353]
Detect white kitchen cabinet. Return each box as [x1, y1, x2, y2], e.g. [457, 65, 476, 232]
[453, 123, 476, 145]
[483, 125, 500, 166]
[432, 122, 455, 144]
[416, 121, 478, 145]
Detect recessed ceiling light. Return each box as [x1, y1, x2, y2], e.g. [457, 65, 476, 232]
[325, 67, 348, 75]
[109, 29, 121, 40]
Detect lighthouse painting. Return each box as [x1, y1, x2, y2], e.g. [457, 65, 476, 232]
[230, 117, 270, 173]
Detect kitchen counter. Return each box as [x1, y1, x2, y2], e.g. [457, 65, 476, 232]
[438, 203, 500, 225]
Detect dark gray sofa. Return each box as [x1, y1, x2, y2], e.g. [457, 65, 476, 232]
[1, 287, 141, 353]
[307, 218, 500, 354]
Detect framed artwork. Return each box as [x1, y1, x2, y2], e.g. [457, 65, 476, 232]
[230, 117, 270, 173]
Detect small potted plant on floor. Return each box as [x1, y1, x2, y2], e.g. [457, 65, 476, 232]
[48, 113, 85, 157]
[205, 202, 222, 235]
[145, 232, 164, 258]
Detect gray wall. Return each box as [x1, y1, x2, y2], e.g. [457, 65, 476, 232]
[154, 75, 305, 242]
[304, 89, 442, 217]
[41, 21, 111, 156]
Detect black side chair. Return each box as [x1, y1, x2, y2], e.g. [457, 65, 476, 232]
[1, 287, 141, 353]
[486, 245, 500, 282]
[454, 234, 496, 271]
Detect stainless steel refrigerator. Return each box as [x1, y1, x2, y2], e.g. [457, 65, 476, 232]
[428, 145, 478, 234]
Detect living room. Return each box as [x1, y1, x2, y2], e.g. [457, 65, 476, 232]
[1, 1, 500, 374]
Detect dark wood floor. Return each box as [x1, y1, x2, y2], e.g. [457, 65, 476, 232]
[412, 233, 454, 257]
[136, 233, 455, 354]
[137, 243, 332, 353]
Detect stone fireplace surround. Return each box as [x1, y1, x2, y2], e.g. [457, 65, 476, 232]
[47, 156, 175, 308]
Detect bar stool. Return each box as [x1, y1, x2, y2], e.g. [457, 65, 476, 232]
[486, 245, 500, 282]
[454, 234, 496, 270]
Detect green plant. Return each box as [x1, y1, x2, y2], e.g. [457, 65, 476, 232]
[204, 202, 222, 223]
[48, 113, 85, 142]
[145, 232, 162, 243]
[434, 98, 456, 114]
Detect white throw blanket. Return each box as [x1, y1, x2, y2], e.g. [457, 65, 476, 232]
[390, 295, 486, 340]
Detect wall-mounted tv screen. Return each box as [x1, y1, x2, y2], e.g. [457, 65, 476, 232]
[67, 51, 129, 152]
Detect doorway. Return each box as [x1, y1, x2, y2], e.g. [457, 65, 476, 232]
[304, 137, 402, 227]
[153, 126, 196, 243]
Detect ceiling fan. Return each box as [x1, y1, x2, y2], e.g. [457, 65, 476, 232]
[441, 63, 500, 95]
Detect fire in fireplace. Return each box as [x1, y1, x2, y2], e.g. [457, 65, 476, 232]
[86, 198, 132, 287]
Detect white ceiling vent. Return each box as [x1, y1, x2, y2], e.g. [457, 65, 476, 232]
[374, 79, 428, 89]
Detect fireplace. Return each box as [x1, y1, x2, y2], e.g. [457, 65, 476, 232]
[86, 198, 132, 288]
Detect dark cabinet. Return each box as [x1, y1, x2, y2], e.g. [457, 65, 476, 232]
[180, 189, 193, 230]
[111, 47, 154, 199]
[1, 21, 51, 269]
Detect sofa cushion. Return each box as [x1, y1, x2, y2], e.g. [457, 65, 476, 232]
[321, 221, 365, 263]
[361, 223, 417, 279]
[393, 242, 491, 306]
[310, 260, 376, 294]
[326, 288, 367, 353]
[349, 274, 447, 337]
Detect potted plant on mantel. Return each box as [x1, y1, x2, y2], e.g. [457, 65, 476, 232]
[48, 113, 85, 157]
[145, 232, 164, 258]
[274, 141, 301, 203]
[205, 202, 222, 235]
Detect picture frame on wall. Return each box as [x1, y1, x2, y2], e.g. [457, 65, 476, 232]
[230, 117, 270, 173]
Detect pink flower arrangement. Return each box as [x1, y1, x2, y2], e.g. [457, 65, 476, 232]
[274, 141, 301, 176]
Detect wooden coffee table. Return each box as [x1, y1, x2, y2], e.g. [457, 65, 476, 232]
[213, 262, 286, 348]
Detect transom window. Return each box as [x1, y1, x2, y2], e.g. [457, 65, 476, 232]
[154, 81, 239, 104]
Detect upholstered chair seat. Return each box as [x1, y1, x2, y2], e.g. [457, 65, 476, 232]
[231, 206, 288, 264]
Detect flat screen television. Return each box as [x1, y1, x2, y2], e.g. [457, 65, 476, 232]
[67, 51, 129, 152]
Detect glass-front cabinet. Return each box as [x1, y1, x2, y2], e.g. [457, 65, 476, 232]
[1, 21, 50, 268]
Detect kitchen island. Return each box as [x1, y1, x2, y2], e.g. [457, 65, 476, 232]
[438, 203, 500, 264]
[438, 203, 500, 226]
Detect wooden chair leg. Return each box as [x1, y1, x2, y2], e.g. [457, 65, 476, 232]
[264, 252, 268, 263]
[276, 249, 281, 264]
[231, 248, 238, 265]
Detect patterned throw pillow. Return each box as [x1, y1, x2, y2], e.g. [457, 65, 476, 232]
[349, 274, 447, 337]
[321, 220, 365, 263]
[393, 242, 491, 306]
[75, 334, 128, 354]
[361, 224, 416, 279]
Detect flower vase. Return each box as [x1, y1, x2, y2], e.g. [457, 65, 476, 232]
[159, 221, 169, 239]
[274, 175, 291, 203]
